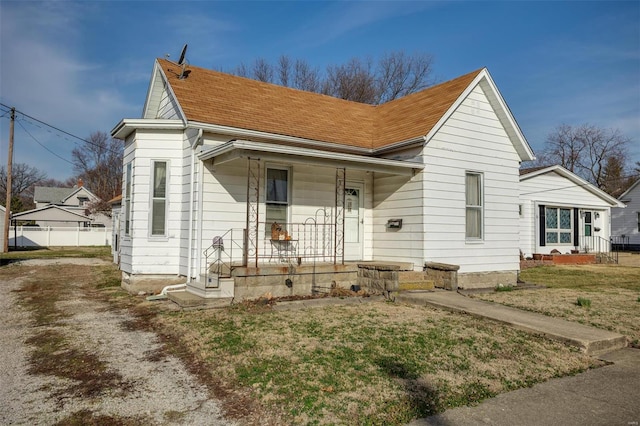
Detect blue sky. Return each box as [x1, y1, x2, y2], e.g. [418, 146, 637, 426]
[1, 1, 638, 180]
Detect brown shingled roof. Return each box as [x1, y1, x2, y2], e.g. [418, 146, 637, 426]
[157, 59, 482, 150]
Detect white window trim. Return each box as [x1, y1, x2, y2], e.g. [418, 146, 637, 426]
[545, 206, 573, 245]
[264, 165, 292, 234]
[124, 162, 132, 237]
[465, 171, 484, 241]
[149, 159, 169, 239]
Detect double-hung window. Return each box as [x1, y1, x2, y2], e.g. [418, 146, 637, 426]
[637, 212, 640, 232]
[545, 207, 572, 244]
[465, 172, 483, 239]
[151, 161, 167, 236]
[124, 162, 132, 236]
[265, 167, 289, 230]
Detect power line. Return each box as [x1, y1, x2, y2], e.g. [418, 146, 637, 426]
[0, 102, 122, 156]
[17, 120, 75, 166]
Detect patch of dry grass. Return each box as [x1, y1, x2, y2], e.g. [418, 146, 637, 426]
[155, 301, 601, 425]
[475, 265, 640, 347]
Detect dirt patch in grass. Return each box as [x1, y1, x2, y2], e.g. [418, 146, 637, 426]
[2, 261, 231, 425]
[475, 265, 640, 347]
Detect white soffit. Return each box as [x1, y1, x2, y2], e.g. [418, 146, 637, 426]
[198, 140, 424, 176]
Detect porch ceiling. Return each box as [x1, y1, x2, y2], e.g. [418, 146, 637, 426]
[198, 140, 424, 176]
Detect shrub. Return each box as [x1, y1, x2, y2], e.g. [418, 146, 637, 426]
[576, 297, 591, 308]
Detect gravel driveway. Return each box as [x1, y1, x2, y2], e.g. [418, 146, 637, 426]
[0, 258, 234, 425]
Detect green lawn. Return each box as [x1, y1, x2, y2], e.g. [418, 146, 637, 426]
[474, 264, 640, 347]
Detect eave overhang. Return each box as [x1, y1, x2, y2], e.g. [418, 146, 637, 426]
[111, 119, 186, 140]
[198, 140, 424, 176]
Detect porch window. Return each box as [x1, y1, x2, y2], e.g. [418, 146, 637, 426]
[465, 172, 483, 239]
[265, 167, 289, 231]
[151, 161, 167, 236]
[545, 207, 572, 244]
[124, 162, 132, 236]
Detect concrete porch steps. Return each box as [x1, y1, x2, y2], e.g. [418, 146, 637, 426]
[395, 290, 627, 355]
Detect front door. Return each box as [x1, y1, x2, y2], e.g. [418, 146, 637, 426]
[344, 183, 364, 260]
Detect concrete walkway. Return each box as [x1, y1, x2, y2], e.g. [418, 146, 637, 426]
[408, 348, 640, 426]
[395, 290, 627, 355]
[398, 290, 637, 425]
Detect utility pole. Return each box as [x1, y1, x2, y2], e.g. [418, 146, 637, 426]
[3, 107, 15, 253]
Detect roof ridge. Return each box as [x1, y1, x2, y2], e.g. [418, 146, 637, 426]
[156, 59, 484, 150]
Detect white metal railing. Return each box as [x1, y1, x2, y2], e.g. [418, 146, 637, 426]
[8, 226, 112, 247]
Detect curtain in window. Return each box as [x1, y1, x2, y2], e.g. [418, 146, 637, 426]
[466, 174, 480, 206]
[466, 209, 481, 239]
[465, 173, 482, 238]
[151, 162, 167, 235]
[153, 162, 166, 198]
[267, 169, 288, 203]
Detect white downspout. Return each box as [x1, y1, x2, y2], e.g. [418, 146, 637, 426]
[187, 129, 203, 283]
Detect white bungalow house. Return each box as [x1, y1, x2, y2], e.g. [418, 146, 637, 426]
[612, 179, 640, 251]
[111, 58, 535, 298]
[519, 165, 624, 258]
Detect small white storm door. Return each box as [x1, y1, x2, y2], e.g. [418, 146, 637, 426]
[344, 183, 364, 260]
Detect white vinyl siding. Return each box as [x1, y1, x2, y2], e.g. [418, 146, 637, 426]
[119, 130, 185, 275]
[150, 161, 168, 236]
[421, 83, 521, 274]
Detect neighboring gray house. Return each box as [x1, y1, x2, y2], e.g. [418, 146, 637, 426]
[612, 179, 640, 251]
[33, 182, 110, 227]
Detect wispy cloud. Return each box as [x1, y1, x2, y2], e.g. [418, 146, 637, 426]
[290, 2, 436, 50]
[0, 2, 138, 178]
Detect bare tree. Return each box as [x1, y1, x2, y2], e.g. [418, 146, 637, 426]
[375, 51, 435, 104]
[71, 131, 123, 212]
[0, 163, 46, 212]
[228, 50, 436, 104]
[253, 58, 274, 83]
[277, 55, 291, 87]
[293, 59, 322, 93]
[534, 123, 634, 193]
[325, 57, 377, 104]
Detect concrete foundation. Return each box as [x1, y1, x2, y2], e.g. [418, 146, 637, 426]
[121, 272, 187, 294]
[231, 263, 358, 300]
[457, 270, 518, 289]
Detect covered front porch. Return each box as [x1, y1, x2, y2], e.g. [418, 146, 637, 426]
[187, 139, 423, 299]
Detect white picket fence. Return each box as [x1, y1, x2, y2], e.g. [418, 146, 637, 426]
[8, 226, 112, 247]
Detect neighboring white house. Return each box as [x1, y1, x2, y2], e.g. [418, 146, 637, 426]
[111, 58, 535, 297]
[519, 165, 624, 258]
[33, 181, 111, 227]
[612, 179, 640, 251]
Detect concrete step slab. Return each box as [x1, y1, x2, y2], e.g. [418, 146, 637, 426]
[395, 290, 627, 356]
[167, 290, 233, 309]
